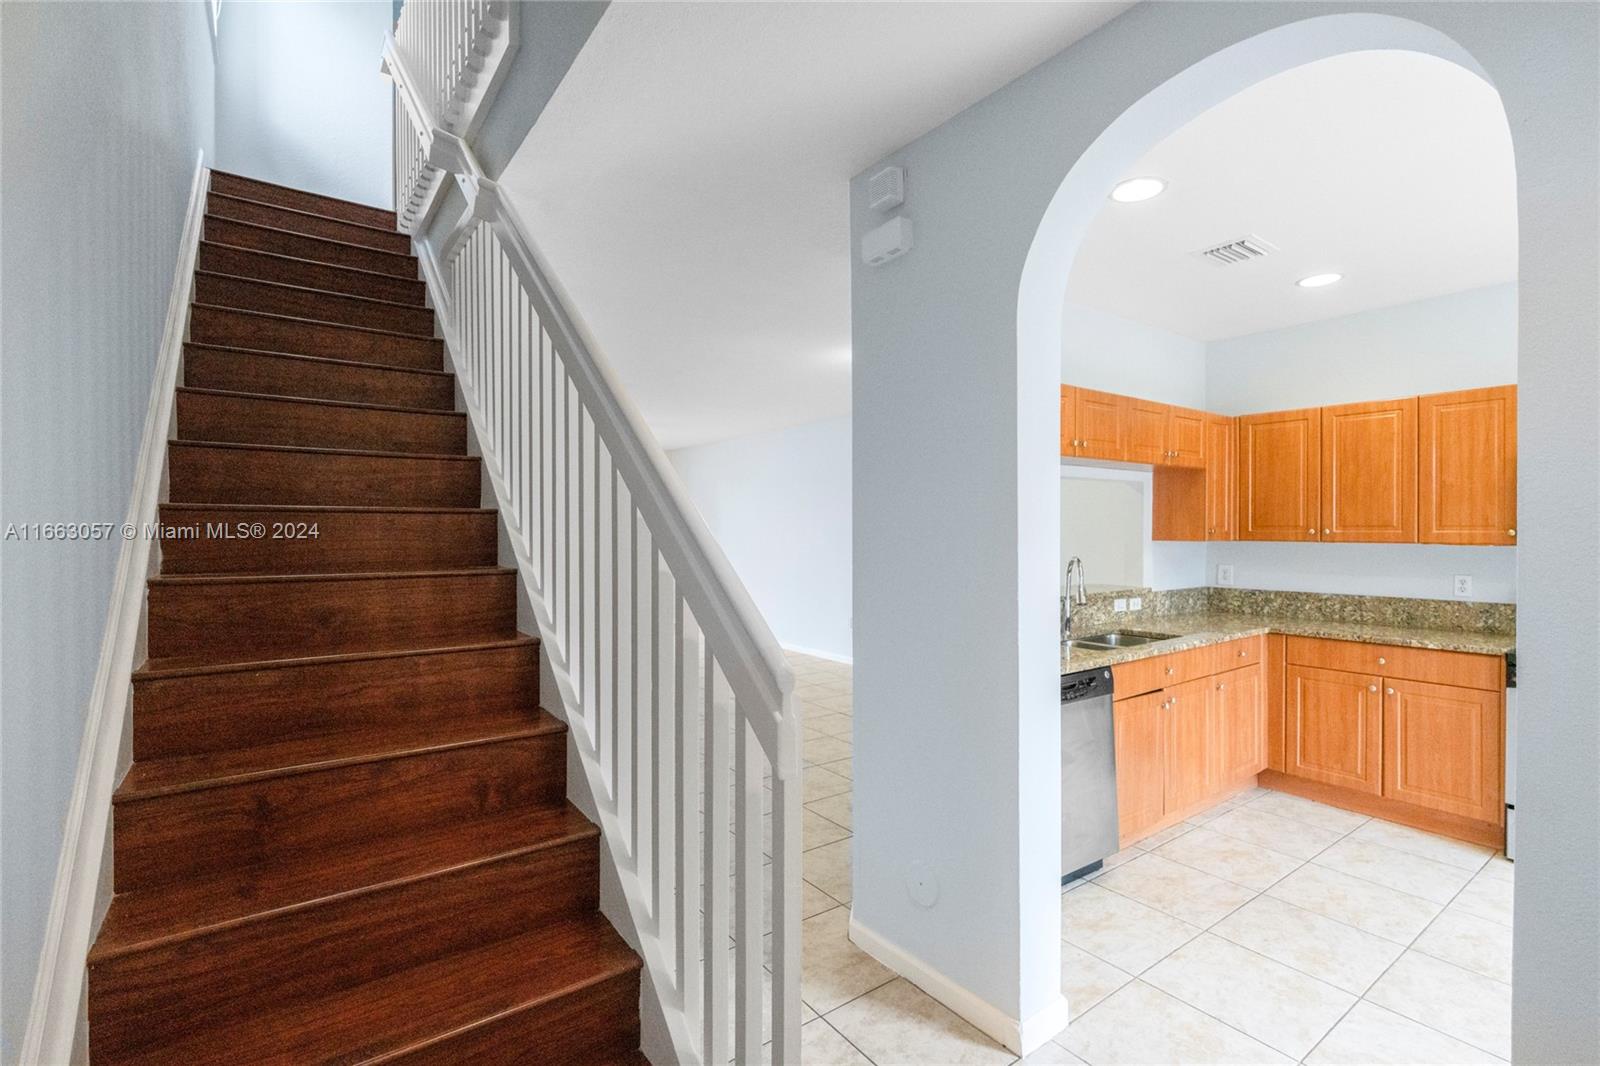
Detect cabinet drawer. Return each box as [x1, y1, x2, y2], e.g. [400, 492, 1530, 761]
[1113, 645, 1211, 699]
[1285, 637, 1503, 691]
[1208, 635, 1264, 675]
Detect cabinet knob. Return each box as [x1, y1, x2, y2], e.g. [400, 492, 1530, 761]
[1217, 683, 1226, 691]
[1323, 528, 1331, 535]
[1386, 687, 1395, 695]
[1378, 656, 1387, 665]
[1508, 529, 1516, 537]
[1238, 649, 1247, 657]
[1165, 667, 1174, 676]
[1368, 684, 1378, 692]
[1308, 528, 1316, 535]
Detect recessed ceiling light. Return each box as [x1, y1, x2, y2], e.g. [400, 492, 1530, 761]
[1109, 177, 1166, 203]
[1297, 272, 1343, 288]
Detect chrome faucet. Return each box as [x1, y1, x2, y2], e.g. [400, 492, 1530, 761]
[1062, 556, 1088, 640]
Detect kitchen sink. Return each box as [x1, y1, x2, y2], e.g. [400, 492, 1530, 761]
[1068, 630, 1177, 650]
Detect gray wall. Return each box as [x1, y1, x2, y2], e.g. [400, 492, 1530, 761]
[215, 0, 394, 208]
[670, 416, 853, 661]
[851, 3, 1596, 1057]
[0, 1, 217, 1054]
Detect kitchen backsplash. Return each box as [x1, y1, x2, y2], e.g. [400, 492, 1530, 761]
[1069, 586, 1516, 635]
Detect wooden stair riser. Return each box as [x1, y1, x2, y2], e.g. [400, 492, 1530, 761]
[208, 192, 412, 254]
[133, 643, 535, 761]
[184, 345, 456, 411]
[194, 272, 435, 336]
[386, 969, 642, 1066]
[112, 733, 568, 891]
[210, 171, 398, 230]
[197, 241, 427, 304]
[167, 443, 482, 508]
[203, 215, 416, 277]
[146, 571, 517, 663]
[155, 505, 498, 577]
[176, 389, 466, 455]
[90, 835, 599, 1061]
[190, 305, 443, 370]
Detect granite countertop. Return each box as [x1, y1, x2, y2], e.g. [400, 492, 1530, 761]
[1061, 612, 1516, 675]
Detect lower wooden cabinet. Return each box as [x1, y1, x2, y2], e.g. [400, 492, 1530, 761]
[1113, 689, 1166, 842]
[1114, 642, 1265, 846]
[1383, 678, 1502, 823]
[1285, 664, 1383, 795]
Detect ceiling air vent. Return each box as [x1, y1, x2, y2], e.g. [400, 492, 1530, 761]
[1194, 234, 1277, 266]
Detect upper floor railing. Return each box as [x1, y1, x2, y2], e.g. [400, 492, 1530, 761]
[382, 15, 804, 1064]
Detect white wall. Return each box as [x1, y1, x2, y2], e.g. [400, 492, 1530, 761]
[1060, 477, 1142, 588]
[215, 0, 394, 208]
[853, 4, 1596, 1058]
[0, 2, 216, 1053]
[670, 417, 852, 661]
[1206, 282, 1517, 412]
[1062, 301, 1206, 406]
[1208, 542, 1514, 602]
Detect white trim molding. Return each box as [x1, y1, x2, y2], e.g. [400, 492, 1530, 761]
[848, 911, 1070, 1056]
[18, 152, 209, 1066]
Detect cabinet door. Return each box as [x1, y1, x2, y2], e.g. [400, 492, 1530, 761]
[1076, 389, 1127, 461]
[1321, 399, 1417, 543]
[1237, 408, 1321, 541]
[1167, 406, 1207, 468]
[1060, 386, 1078, 457]
[1162, 678, 1213, 814]
[1204, 414, 1235, 540]
[1114, 690, 1166, 843]
[1285, 664, 1382, 794]
[1216, 665, 1266, 784]
[1384, 679, 1503, 823]
[1418, 385, 1517, 546]
[1125, 397, 1169, 465]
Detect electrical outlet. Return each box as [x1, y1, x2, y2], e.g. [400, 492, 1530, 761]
[1453, 575, 1473, 598]
[1128, 596, 1143, 611]
[1113, 598, 1128, 613]
[1217, 565, 1235, 587]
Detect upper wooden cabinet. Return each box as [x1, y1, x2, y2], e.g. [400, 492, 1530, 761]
[1321, 398, 1417, 543]
[1237, 408, 1321, 541]
[1074, 388, 1127, 461]
[1059, 386, 1077, 457]
[1125, 397, 1169, 465]
[1204, 414, 1235, 540]
[1167, 406, 1206, 468]
[1418, 385, 1517, 545]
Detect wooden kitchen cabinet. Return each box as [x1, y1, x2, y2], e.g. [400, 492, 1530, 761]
[1114, 689, 1167, 842]
[1321, 398, 1417, 542]
[1059, 386, 1077, 457]
[1126, 397, 1169, 464]
[1204, 414, 1235, 539]
[1285, 664, 1383, 795]
[1237, 408, 1321, 541]
[1383, 678, 1503, 823]
[1418, 385, 1517, 545]
[1216, 665, 1267, 785]
[1074, 388, 1126, 461]
[1167, 405, 1207, 468]
[1163, 677, 1214, 814]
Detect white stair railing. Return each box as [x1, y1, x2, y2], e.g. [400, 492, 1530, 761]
[383, 26, 803, 1066]
[387, 0, 518, 233]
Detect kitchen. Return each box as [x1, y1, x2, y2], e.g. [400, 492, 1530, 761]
[1053, 50, 1518, 1061]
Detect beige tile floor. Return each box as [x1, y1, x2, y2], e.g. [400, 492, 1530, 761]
[786, 651, 1515, 1065]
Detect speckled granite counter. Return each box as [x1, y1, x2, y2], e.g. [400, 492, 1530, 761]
[1061, 612, 1516, 675]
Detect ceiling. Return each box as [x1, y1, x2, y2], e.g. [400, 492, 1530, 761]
[497, 1, 1131, 449]
[1067, 50, 1517, 341]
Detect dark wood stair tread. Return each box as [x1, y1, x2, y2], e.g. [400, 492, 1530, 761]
[197, 242, 427, 305]
[115, 706, 562, 800]
[210, 170, 398, 229]
[208, 192, 412, 249]
[135, 634, 539, 682]
[110, 912, 639, 1066]
[92, 802, 592, 962]
[177, 385, 468, 420]
[193, 270, 436, 336]
[203, 215, 415, 266]
[169, 438, 479, 461]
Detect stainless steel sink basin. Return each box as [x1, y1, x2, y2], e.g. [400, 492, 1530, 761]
[1068, 631, 1177, 650]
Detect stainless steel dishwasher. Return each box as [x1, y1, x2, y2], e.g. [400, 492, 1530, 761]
[1061, 666, 1119, 884]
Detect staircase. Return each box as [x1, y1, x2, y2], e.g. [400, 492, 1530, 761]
[86, 171, 644, 1064]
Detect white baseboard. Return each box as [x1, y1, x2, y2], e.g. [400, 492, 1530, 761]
[780, 642, 853, 665]
[848, 911, 1069, 1055]
[19, 151, 209, 1066]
